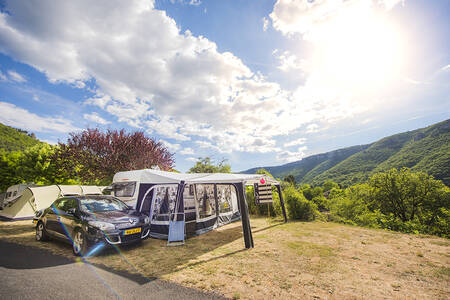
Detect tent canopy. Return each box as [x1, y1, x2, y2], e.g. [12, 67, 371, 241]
[113, 169, 280, 185]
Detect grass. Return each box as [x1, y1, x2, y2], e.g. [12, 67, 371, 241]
[0, 217, 449, 299]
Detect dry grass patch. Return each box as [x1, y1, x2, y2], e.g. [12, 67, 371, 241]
[0, 217, 449, 299]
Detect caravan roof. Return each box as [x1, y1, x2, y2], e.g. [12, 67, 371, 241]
[113, 169, 279, 185]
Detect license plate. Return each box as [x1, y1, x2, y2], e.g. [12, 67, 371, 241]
[32, 220, 37, 224]
[124, 227, 141, 235]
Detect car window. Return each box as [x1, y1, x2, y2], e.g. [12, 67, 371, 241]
[54, 198, 77, 213]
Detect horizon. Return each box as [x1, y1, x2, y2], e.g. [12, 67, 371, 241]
[0, 0, 449, 172]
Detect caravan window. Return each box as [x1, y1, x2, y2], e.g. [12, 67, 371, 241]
[216, 185, 233, 214]
[151, 185, 178, 222]
[114, 182, 136, 197]
[195, 184, 216, 219]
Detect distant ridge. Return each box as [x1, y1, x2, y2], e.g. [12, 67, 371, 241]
[0, 123, 43, 152]
[242, 119, 450, 186]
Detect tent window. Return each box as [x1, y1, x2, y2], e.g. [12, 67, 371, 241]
[195, 184, 216, 219]
[13, 191, 17, 197]
[151, 185, 177, 222]
[114, 182, 136, 197]
[183, 185, 195, 210]
[6, 192, 11, 198]
[217, 185, 233, 214]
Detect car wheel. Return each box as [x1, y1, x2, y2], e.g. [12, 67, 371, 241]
[35, 221, 49, 241]
[72, 228, 89, 256]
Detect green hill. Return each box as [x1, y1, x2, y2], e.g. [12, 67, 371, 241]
[0, 123, 42, 152]
[243, 119, 450, 186]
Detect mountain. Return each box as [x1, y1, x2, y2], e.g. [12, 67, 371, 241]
[0, 123, 43, 152]
[243, 119, 450, 186]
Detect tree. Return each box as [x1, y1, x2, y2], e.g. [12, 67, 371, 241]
[369, 168, 445, 222]
[0, 144, 76, 191]
[283, 175, 296, 186]
[56, 129, 174, 184]
[322, 180, 339, 192]
[188, 157, 231, 173]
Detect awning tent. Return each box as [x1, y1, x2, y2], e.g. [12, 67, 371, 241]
[112, 169, 287, 248]
[0, 185, 104, 220]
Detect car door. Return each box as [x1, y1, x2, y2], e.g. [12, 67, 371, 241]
[55, 197, 79, 239]
[45, 199, 63, 234]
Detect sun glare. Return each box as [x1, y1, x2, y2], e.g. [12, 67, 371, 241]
[309, 4, 405, 92]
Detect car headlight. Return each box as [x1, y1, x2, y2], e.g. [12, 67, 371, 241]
[88, 221, 115, 231]
[144, 216, 150, 224]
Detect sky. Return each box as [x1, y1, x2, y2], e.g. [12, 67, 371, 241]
[0, 0, 449, 172]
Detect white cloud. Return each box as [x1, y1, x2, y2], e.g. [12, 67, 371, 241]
[188, 0, 201, 6]
[274, 50, 309, 73]
[306, 123, 319, 133]
[160, 139, 181, 152]
[276, 146, 307, 163]
[262, 17, 269, 31]
[284, 137, 306, 147]
[7, 70, 26, 82]
[83, 112, 111, 125]
[270, 0, 403, 37]
[186, 157, 198, 162]
[0, 101, 79, 133]
[0, 0, 369, 156]
[179, 147, 195, 155]
[0, 70, 7, 81]
[32, 95, 41, 102]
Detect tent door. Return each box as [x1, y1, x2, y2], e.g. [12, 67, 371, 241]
[167, 212, 185, 246]
[167, 182, 186, 246]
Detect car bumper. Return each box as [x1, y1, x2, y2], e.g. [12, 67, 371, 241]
[86, 224, 151, 245]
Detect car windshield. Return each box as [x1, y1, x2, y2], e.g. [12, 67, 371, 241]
[80, 197, 129, 212]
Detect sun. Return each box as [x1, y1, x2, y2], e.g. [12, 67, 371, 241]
[308, 3, 406, 92]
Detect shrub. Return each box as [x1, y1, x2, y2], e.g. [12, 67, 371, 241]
[283, 185, 317, 221]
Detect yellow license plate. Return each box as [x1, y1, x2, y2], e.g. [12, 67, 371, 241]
[32, 220, 37, 224]
[124, 227, 141, 235]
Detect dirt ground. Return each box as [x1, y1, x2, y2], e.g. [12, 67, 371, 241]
[0, 217, 448, 299]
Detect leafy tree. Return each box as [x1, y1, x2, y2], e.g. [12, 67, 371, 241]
[0, 144, 76, 191]
[283, 174, 296, 186]
[56, 129, 174, 184]
[302, 186, 323, 201]
[188, 157, 230, 173]
[322, 180, 339, 192]
[283, 185, 317, 221]
[369, 168, 444, 222]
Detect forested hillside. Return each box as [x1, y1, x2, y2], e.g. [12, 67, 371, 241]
[0, 123, 42, 151]
[243, 119, 450, 186]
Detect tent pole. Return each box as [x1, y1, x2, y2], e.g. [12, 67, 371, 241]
[276, 184, 288, 223]
[238, 183, 254, 249]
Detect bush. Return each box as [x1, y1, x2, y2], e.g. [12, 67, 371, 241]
[283, 185, 317, 221]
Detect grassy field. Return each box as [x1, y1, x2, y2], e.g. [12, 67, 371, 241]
[0, 217, 448, 299]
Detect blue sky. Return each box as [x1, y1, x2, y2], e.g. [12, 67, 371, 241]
[0, 0, 449, 172]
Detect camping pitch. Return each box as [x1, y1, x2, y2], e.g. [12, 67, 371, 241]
[0, 185, 105, 220]
[110, 169, 287, 248]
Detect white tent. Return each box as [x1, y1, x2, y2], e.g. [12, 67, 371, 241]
[0, 185, 104, 220]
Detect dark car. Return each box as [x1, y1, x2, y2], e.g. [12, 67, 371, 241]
[34, 195, 150, 256]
